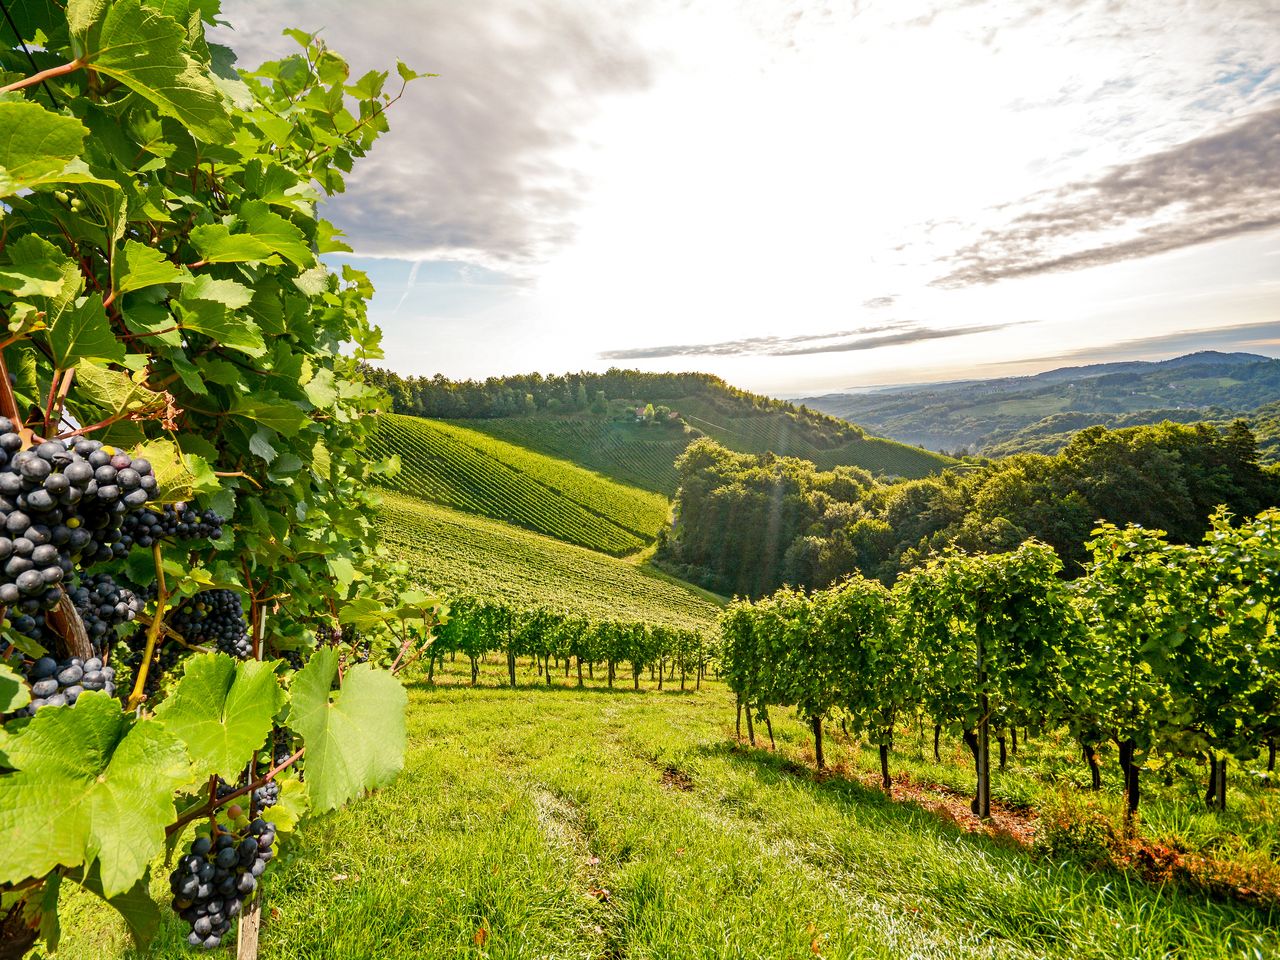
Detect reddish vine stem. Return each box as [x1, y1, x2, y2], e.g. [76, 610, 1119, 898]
[0, 56, 85, 93]
[166, 749, 304, 837]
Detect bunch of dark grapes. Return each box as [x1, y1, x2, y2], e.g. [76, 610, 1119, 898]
[277, 648, 303, 670]
[0, 423, 155, 615]
[21, 654, 116, 713]
[253, 780, 280, 810]
[120, 502, 225, 548]
[168, 815, 276, 950]
[171, 590, 251, 658]
[68, 573, 143, 646]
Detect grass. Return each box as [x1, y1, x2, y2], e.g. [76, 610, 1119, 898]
[42, 660, 1278, 960]
[377, 490, 723, 630]
[373, 415, 670, 555]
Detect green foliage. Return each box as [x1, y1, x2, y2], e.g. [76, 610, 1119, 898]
[374, 414, 667, 554]
[666, 421, 1280, 596]
[290, 650, 408, 812]
[0, 1, 424, 947]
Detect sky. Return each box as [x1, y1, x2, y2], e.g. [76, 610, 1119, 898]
[217, 0, 1280, 396]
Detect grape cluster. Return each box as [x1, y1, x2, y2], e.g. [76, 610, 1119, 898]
[120, 502, 225, 548]
[253, 780, 280, 810]
[68, 573, 143, 646]
[21, 654, 115, 714]
[168, 817, 276, 950]
[171, 590, 251, 658]
[119, 625, 180, 697]
[0, 423, 155, 615]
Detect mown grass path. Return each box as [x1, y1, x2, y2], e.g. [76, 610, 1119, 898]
[42, 663, 1277, 959]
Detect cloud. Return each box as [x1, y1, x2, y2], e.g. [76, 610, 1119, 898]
[996, 318, 1280, 369]
[934, 100, 1280, 287]
[600, 322, 1013, 359]
[863, 296, 896, 309]
[215, 0, 656, 269]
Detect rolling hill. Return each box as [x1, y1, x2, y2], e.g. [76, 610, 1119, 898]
[802, 351, 1280, 454]
[377, 490, 722, 630]
[365, 366, 955, 494]
[373, 414, 670, 555]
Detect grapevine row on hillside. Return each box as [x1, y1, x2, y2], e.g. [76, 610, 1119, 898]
[452, 417, 691, 494]
[377, 492, 722, 631]
[374, 415, 653, 555]
[723, 508, 1280, 819]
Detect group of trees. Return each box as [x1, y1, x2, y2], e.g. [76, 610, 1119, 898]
[361, 366, 864, 441]
[664, 421, 1279, 597]
[432, 598, 716, 691]
[723, 510, 1280, 820]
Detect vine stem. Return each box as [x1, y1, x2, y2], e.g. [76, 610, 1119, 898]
[0, 56, 85, 93]
[125, 544, 168, 709]
[165, 748, 304, 837]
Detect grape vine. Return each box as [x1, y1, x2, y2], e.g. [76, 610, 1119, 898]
[0, 2, 428, 954]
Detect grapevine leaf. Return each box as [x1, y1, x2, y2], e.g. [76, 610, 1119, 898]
[227, 395, 309, 435]
[187, 224, 282, 265]
[114, 240, 191, 295]
[189, 201, 311, 267]
[154, 654, 284, 780]
[184, 274, 253, 309]
[48, 294, 127, 367]
[0, 661, 30, 714]
[73, 361, 167, 418]
[289, 649, 407, 812]
[88, 0, 233, 143]
[177, 299, 265, 356]
[241, 201, 312, 267]
[0, 692, 194, 896]
[130, 438, 218, 502]
[0, 235, 77, 299]
[0, 101, 93, 197]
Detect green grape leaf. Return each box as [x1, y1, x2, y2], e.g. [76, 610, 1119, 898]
[0, 101, 91, 197]
[153, 654, 284, 780]
[184, 273, 253, 309]
[288, 649, 406, 812]
[227, 395, 309, 435]
[189, 201, 311, 267]
[73, 361, 167, 419]
[48, 294, 127, 367]
[0, 692, 194, 896]
[187, 224, 282, 266]
[264, 776, 308, 834]
[177, 299, 265, 356]
[87, 0, 233, 143]
[0, 661, 30, 714]
[0, 235, 77, 299]
[130, 437, 218, 503]
[114, 240, 191, 295]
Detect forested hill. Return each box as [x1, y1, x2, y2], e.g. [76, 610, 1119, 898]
[660, 420, 1279, 599]
[799, 351, 1280, 455]
[363, 366, 952, 491]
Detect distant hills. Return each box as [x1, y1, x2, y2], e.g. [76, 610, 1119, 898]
[801, 351, 1280, 457]
[364, 367, 953, 492]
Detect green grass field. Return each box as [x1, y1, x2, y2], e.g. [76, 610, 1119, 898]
[373, 415, 670, 555]
[44, 659, 1277, 960]
[377, 490, 722, 630]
